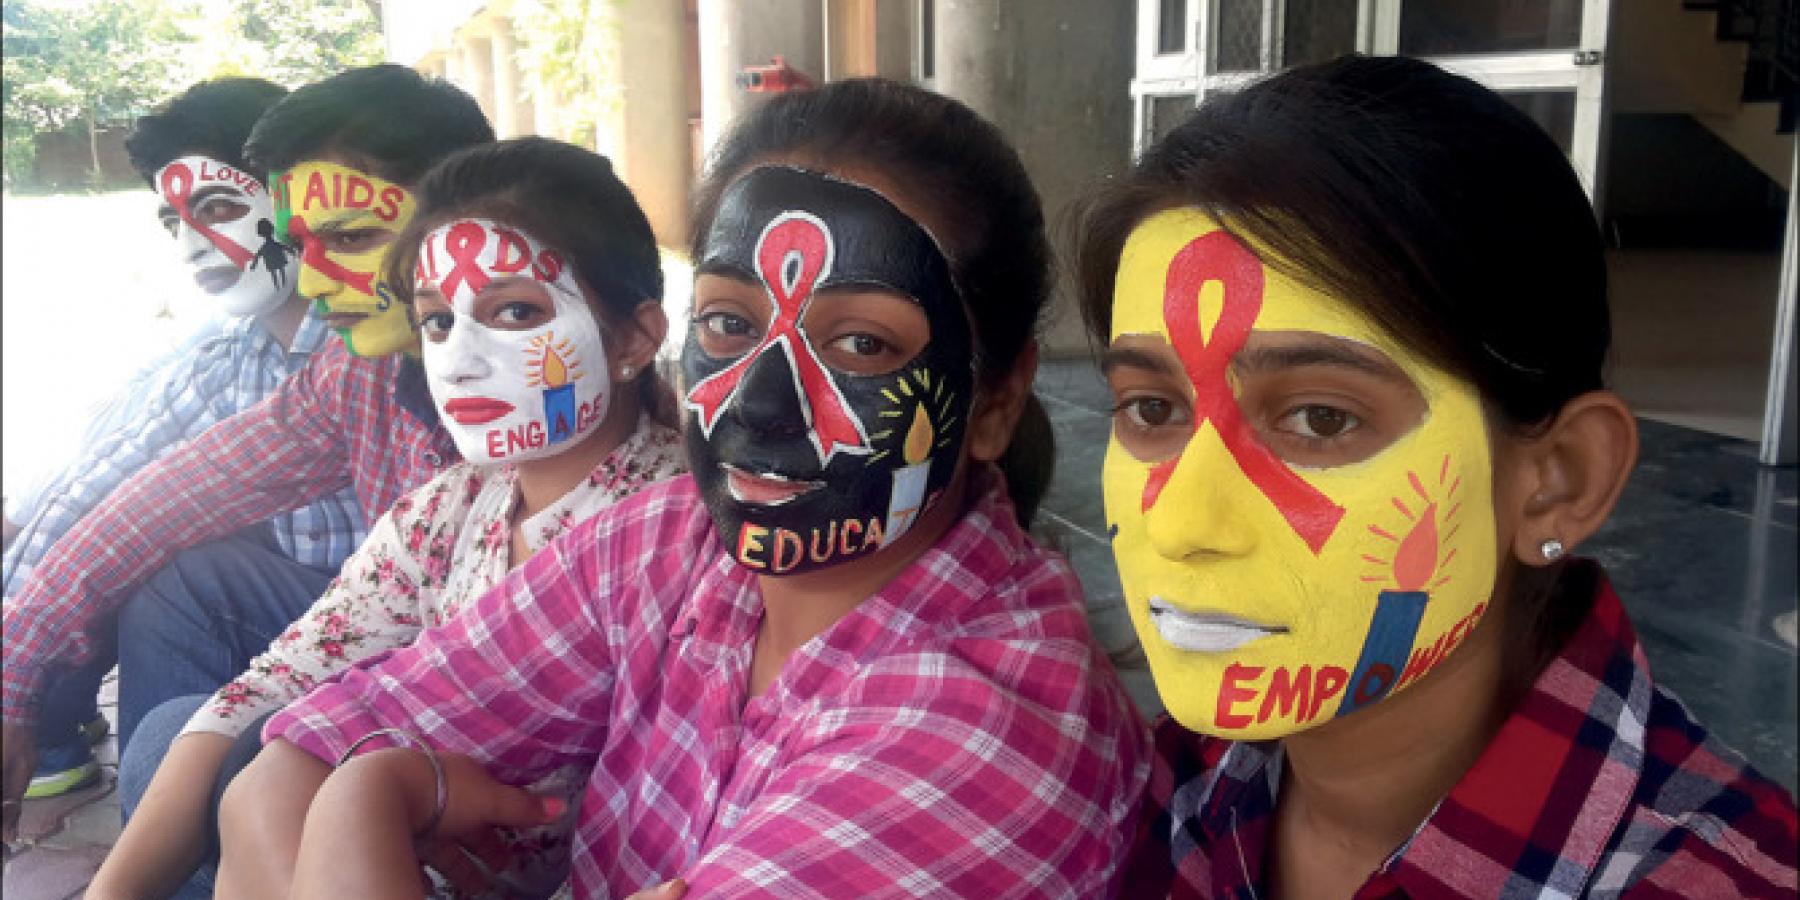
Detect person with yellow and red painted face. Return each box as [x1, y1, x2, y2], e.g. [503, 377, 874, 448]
[0, 76, 365, 807]
[1, 65, 496, 848]
[1082, 56, 1797, 898]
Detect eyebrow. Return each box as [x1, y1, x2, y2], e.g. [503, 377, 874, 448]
[1100, 344, 1184, 379]
[695, 259, 757, 282]
[187, 185, 242, 207]
[1231, 342, 1410, 382]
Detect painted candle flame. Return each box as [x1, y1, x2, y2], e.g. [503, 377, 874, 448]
[1391, 502, 1439, 591]
[903, 403, 933, 465]
[540, 343, 570, 388]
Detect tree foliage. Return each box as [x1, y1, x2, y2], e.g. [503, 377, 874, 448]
[511, 0, 623, 148]
[3, 0, 385, 189]
[3, 0, 190, 184]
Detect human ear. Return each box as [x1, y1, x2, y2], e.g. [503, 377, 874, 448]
[609, 300, 668, 380]
[966, 340, 1040, 463]
[1497, 390, 1637, 566]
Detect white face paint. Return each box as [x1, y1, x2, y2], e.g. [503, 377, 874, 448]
[155, 155, 292, 317]
[418, 218, 613, 464]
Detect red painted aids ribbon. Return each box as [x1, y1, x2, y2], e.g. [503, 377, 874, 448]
[686, 213, 869, 464]
[284, 214, 376, 296]
[1142, 231, 1346, 554]
[160, 162, 253, 269]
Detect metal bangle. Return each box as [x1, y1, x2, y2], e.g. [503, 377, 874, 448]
[334, 727, 448, 843]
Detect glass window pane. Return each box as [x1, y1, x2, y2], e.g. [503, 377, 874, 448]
[1158, 0, 1188, 54]
[1503, 90, 1576, 153]
[1282, 0, 1357, 67]
[1399, 0, 1582, 55]
[1215, 0, 1264, 72]
[1147, 94, 1197, 145]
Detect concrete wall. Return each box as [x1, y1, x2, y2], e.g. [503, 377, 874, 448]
[935, 0, 1136, 355]
[697, 0, 824, 161]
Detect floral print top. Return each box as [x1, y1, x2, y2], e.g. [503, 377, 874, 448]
[185, 419, 684, 739]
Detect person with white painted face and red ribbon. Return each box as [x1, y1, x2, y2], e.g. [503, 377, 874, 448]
[0, 77, 366, 805]
[95, 137, 683, 900]
[219, 79, 1149, 900]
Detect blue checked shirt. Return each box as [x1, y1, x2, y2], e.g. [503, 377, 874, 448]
[2, 313, 365, 594]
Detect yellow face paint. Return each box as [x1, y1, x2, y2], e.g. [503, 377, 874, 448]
[274, 161, 420, 358]
[1102, 209, 1497, 740]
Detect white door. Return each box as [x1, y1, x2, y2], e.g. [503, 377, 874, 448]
[1132, 0, 1617, 211]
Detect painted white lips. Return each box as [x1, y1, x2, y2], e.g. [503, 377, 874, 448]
[1147, 595, 1286, 652]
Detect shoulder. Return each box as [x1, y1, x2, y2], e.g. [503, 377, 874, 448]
[547, 474, 712, 580]
[1597, 687, 1798, 897]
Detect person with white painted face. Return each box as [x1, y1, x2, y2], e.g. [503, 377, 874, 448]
[93, 137, 683, 900]
[217, 79, 1149, 900]
[0, 76, 364, 802]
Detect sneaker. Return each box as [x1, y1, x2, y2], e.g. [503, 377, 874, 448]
[24, 738, 100, 800]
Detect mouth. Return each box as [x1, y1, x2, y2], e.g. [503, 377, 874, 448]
[320, 312, 369, 331]
[1147, 596, 1288, 653]
[194, 265, 240, 295]
[724, 465, 823, 506]
[442, 397, 516, 425]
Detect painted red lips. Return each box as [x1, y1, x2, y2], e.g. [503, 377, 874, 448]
[442, 397, 515, 425]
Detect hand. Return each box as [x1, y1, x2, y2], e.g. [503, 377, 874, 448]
[625, 879, 688, 900]
[375, 750, 567, 897]
[3, 721, 38, 843]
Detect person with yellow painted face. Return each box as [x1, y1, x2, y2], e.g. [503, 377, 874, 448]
[1, 65, 494, 844]
[1077, 56, 1798, 898]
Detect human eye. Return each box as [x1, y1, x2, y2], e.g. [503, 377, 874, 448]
[693, 308, 761, 358]
[419, 311, 454, 341]
[326, 229, 382, 254]
[492, 300, 546, 329]
[1270, 404, 1361, 442]
[196, 197, 250, 225]
[1109, 391, 1194, 461]
[820, 330, 908, 375]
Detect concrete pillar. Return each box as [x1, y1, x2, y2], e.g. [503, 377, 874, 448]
[600, 0, 696, 246]
[462, 34, 496, 125]
[826, 0, 913, 80]
[696, 0, 823, 158]
[490, 21, 535, 137]
[444, 40, 465, 87]
[934, 0, 1134, 354]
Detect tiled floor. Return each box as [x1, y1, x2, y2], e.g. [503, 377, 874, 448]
[4, 360, 1795, 898]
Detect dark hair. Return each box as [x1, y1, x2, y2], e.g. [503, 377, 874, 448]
[1074, 54, 1609, 433]
[692, 78, 1056, 525]
[244, 64, 495, 185]
[126, 77, 288, 184]
[1073, 54, 1611, 680]
[385, 137, 674, 426]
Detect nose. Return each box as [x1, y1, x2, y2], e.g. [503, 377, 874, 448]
[177, 225, 210, 265]
[296, 256, 341, 302]
[729, 345, 808, 436]
[432, 318, 492, 384]
[1143, 425, 1259, 561]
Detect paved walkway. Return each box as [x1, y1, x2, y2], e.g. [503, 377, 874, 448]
[4, 670, 122, 900]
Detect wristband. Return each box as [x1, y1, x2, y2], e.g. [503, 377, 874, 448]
[335, 727, 447, 843]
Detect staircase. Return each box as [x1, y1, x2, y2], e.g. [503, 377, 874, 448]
[1684, 0, 1798, 133]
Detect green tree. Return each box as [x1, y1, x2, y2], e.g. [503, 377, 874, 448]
[2, 0, 190, 187]
[512, 0, 623, 148]
[200, 0, 383, 88]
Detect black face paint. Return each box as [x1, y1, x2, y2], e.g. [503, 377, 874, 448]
[682, 166, 975, 576]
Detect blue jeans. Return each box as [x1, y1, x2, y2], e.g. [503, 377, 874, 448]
[121, 695, 273, 900]
[113, 529, 335, 750]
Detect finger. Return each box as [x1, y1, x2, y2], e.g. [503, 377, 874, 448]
[628, 878, 689, 900]
[422, 838, 493, 897]
[482, 786, 566, 829]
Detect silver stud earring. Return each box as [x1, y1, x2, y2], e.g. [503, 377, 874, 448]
[619, 366, 633, 379]
[1540, 538, 1565, 562]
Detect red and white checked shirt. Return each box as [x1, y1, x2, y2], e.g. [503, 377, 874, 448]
[3, 339, 455, 723]
[269, 470, 1154, 899]
[1120, 560, 1800, 899]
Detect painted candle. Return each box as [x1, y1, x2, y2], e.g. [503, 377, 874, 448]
[540, 341, 578, 444]
[882, 403, 934, 546]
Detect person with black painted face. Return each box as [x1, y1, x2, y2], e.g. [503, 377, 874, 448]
[216, 79, 1151, 900]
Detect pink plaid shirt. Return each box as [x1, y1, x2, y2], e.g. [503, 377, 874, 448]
[270, 470, 1153, 898]
[3, 340, 455, 723]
